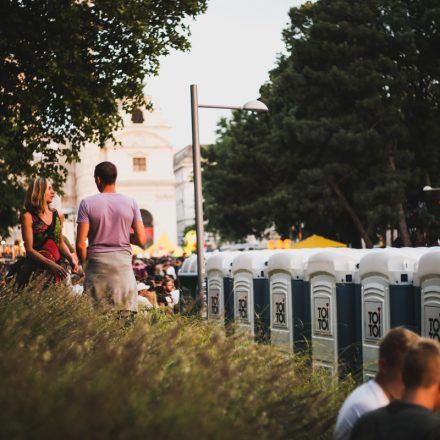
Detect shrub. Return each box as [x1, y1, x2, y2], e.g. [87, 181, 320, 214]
[0, 282, 352, 439]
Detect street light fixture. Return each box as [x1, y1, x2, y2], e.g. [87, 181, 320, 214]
[423, 186, 440, 192]
[190, 84, 268, 310]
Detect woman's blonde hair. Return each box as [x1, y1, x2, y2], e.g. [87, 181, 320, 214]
[24, 177, 51, 214]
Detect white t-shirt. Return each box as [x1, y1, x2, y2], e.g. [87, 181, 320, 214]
[334, 380, 389, 440]
[166, 266, 176, 279]
[138, 295, 154, 310]
[165, 289, 180, 307]
[71, 284, 84, 295]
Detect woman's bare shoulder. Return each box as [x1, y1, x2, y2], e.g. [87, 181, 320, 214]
[22, 211, 33, 222]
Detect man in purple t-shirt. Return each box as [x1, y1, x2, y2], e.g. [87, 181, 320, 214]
[76, 161, 146, 312]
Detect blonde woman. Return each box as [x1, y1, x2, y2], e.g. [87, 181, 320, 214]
[18, 178, 78, 284]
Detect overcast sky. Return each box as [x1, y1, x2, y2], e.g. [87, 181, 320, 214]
[147, 0, 305, 150]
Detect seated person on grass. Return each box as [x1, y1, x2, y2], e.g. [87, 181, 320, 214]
[162, 277, 180, 313]
[137, 282, 158, 310]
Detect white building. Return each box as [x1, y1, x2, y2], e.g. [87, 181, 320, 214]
[173, 145, 195, 246]
[61, 99, 177, 248]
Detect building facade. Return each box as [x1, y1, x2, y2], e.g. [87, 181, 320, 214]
[61, 100, 177, 247]
[173, 145, 195, 246]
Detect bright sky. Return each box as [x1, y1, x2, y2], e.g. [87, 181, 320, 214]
[147, 0, 305, 150]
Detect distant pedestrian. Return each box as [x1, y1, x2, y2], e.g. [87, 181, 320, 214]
[76, 162, 146, 312]
[334, 327, 419, 440]
[349, 338, 440, 440]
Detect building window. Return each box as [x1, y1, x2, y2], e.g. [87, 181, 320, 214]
[131, 109, 144, 123]
[133, 157, 146, 172]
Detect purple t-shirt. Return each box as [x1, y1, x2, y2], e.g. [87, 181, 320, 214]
[77, 193, 142, 255]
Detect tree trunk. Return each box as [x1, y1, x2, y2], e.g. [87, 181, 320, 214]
[387, 143, 412, 247]
[328, 179, 374, 248]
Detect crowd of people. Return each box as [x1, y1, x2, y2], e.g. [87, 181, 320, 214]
[0, 241, 24, 260]
[67, 256, 184, 313]
[132, 256, 184, 312]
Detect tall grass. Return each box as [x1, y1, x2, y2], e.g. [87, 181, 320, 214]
[0, 281, 352, 439]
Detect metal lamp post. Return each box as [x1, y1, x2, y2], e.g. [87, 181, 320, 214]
[190, 84, 268, 310]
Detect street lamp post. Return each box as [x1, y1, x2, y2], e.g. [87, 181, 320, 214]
[190, 84, 268, 311]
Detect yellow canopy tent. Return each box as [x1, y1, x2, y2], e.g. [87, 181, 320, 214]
[147, 233, 183, 257]
[293, 234, 347, 249]
[131, 244, 146, 256]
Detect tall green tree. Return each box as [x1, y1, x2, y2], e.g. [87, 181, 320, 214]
[203, 0, 440, 247]
[0, 0, 207, 237]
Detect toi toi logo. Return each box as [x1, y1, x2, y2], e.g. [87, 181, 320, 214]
[211, 295, 219, 315]
[368, 306, 382, 338]
[275, 298, 286, 324]
[428, 313, 440, 340]
[317, 303, 329, 331]
[238, 297, 248, 320]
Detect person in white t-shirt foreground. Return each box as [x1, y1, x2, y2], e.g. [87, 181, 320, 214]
[334, 327, 420, 440]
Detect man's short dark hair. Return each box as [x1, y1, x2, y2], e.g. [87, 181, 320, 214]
[379, 327, 419, 370]
[94, 161, 117, 184]
[403, 339, 440, 389]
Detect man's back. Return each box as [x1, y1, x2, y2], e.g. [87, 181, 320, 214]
[77, 192, 141, 255]
[335, 380, 389, 440]
[350, 401, 440, 440]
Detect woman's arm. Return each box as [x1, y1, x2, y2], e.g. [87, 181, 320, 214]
[22, 212, 68, 277]
[58, 213, 79, 272]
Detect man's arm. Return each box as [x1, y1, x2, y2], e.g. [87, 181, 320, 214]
[131, 221, 147, 248]
[76, 222, 90, 265]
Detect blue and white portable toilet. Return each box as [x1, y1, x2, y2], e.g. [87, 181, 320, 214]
[359, 249, 420, 381]
[267, 249, 319, 352]
[178, 252, 211, 312]
[206, 251, 241, 326]
[416, 249, 440, 341]
[231, 250, 276, 342]
[307, 249, 363, 377]
[178, 253, 198, 307]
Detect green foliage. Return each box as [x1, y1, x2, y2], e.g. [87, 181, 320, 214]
[202, 0, 440, 247]
[183, 224, 196, 236]
[0, 282, 352, 439]
[0, 0, 207, 236]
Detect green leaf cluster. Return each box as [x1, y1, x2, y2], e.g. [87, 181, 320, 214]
[202, 0, 440, 247]
[0, 0, 207, 237]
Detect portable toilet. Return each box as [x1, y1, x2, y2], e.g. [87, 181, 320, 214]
[416, 249, 440, 341]
[178, 253, 211, 312]
[206, 251, 241, 326]
[231, 250, 277, 342]
[307, 249, 363, 378]
[359, 249, 419, 381]
[178, 254, 198, 308]
[267, 249, 320, 352]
